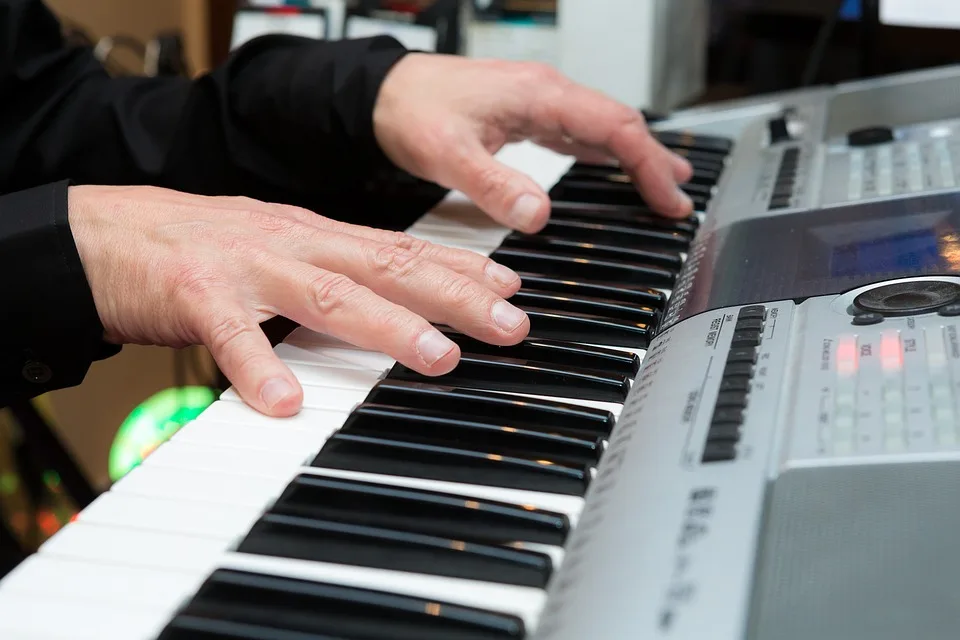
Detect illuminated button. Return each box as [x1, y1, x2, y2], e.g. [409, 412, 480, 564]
[880, 331, 903, 373]
[884, 410, 904, 427]
[835, 392, 856, 409]
[934, 406, 955, 424]
[834, 410, 855, 432]
[882, 386, 903, 405]
[931, 384, 952, 401]
[833, 438, 853, 455]
[885, 434, 906, 451]
[938, 428, 957, 446]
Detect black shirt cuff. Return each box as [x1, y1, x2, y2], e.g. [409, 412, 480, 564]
[0, 180, 118, 404]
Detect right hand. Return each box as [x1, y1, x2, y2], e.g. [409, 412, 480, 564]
[68, 185, 530, 417]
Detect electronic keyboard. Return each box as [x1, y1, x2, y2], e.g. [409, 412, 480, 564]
[5, 63, 960, 640]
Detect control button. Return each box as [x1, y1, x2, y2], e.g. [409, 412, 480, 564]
[937, 429, 957, 446]
[885, 434, 906, 451]
[723, 362, 754, 378]
[769, 196, 792, 210]
[715, 391, 749, 408]
[932, 384, 952, 401]
[835, 392, 856, 408]
[734, 318, 764, 333]
[834, 410, 855, 432]
[833, 438, 854, 455]
[883, 410, 904, 428]
[847, 125, 894, 147]
[730, 331, 761, 349]
[938, 303, 960, 317]
[882, 386, 903, 405]
[727, 348, 758, 364]
[852, 312, 884, 326]
[706, 424, 740, 441]
[701, 442, 736, 463]
[853, 280, 960, 317]
[22, 360, 52, 384]
[738, 306, 766, 320]
[934, 406, 955, 424]
[712, 407, 744, 424]
[768, 117, 791, 144]
[719, 377, 750, 393]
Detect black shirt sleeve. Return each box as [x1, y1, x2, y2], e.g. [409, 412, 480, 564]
[0, 0, 450, 406]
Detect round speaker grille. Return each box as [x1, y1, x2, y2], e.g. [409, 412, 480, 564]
[853, 280, 960, 316]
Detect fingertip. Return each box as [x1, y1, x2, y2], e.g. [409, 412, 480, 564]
[484, 260, 522, 295]
[506, 193, 550, 233]
[671, 153, 694, 182]
[259, 375, 304, 417]
[416, 328, 460, 374]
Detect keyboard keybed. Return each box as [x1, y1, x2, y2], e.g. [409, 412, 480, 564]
[0, 131, 733, 640]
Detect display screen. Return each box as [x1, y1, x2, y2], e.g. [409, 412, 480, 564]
[668, 190, 960, 326]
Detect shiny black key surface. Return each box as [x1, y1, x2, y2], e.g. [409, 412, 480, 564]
[516, 272, 668, 309]
[270, 475, 570, 546]
[504, 231, 688, 260]
[654, 130, 734, 155]
[491, 248, 676, 288]
[522, 307, 652, 349]
[510, 290, 659, 325]
[549, 201, 700, 232]
[158, 569, 525, 640]
[438, 330, 640, 377]
[364, 380, 616, 437]
[236, 513, 553, 588]
[313, 433, 592, 496]
[340, 404, 604, 466]
[534, 219, 693, 249]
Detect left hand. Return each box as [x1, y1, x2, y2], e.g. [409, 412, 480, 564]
[373, 53, 695, 234]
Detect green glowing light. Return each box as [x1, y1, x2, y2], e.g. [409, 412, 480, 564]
[108, 386, 216, 483]
[0, 473, 18, 495]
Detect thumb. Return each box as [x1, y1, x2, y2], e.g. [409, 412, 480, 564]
[199, 302, 304, 417]
[440, 139, 552, 234]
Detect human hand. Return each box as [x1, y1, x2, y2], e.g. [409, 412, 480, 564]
[68, 185, 529, 416]
[372, 54, 695, 234]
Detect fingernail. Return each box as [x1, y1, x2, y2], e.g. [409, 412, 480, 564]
[492, 300, 527, 332]
[485, 261, 520, 287]
[261, 377, 295, 408]
[508, 194, 543, 229]
[417, 329, 456, 365]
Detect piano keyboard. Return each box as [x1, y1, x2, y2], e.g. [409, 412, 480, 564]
[0, 130, 734, 640]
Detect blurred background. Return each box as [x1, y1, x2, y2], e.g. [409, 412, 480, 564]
[4, 0, 960, 565]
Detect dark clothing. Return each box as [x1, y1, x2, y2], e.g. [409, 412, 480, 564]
[0, 0, 448, 407]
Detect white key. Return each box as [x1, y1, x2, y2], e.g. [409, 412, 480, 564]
[109, 464, 292, 509]
[0, 555, 202, 612]
[172, 419, 332, 455]
[77, 492, 262, 540]
[273, 341, 379, 371]
[142, 439, 311, 479]
[197, 400, 337, 430]
[0, 592, 173, 640]
[37, 524, 547, 632]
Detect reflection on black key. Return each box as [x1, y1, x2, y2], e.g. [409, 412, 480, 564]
[271, 475, 570, 546]
[548, 202, 699, 233]
[237, 513, 553, 588]
[365, 380, 616, 437]
[491, 248, 676, 288]
[517, 272, 668, 308]
[313, 433, 592, 495]
[510, 290, 659, 325]
[533, 219, 693, 249]
[655, 130, 733, 155]
[438, 330, 640, 377]
[340, 404, 604, 466]
[158, 569, 525, 640]
[502, 233, 686, 267]
[523, 307, 652, 349]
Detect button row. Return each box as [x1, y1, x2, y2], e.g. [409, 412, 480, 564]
[768, 146, 800, 210]
[702, 305, 766, 463]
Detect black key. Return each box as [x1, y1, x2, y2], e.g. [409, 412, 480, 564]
[158, 569, 525, 640]
[389, 355, 630, 403]
[517, 220, 693, 250]
[340, 404, 604, 466]
[237, 513, 553, 588]
[365, 379, 616, 438]
[438, 330, 640, 376]
[491, 248, 676, 288]
[313, 433, 591, 495]
[655, 130, 734, 155]
[701, 441, 737, 463]
[549, 201, 700, 232]
[516, 272, 668, 309]
[502, 233, 685, 268]
[523, 307, 652, 349]
[271, 475, 571, 546]
[706, 424, 741, 441]
[553, 179, 704, 210]
[566, 164, 721, 188]
[511, 289, 660, 325]
[679, 181, 713, 199]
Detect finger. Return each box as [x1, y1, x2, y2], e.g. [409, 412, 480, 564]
[669, 151, 694, 183]
[275, 233, 530, 346]
[534, 135, 619, 166]
[261, 260, 464, 376]
[196, 298, 303, 417]
[241, 202, 523, 298]
[526, 73, 694, 218]
[428, 133, 553, 233]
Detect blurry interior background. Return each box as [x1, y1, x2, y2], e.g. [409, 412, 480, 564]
[4, 0, 960, 563]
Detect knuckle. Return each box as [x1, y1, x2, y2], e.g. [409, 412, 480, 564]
[518, 61, 558, 84]
[308, 272, 356, 316]
[371, 244, 421, 278]
[169, 258, 225, 302]
[476, 165, 514, 204]
[205, 314, 253, 355]
[437, 274, 485, 311]
[244, 208, 298, 235]
[389, 231, 431, 257]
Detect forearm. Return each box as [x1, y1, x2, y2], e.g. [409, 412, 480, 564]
[0, 0, 447, 229]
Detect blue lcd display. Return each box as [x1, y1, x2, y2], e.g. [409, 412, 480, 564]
[831, 230, 942, 277]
